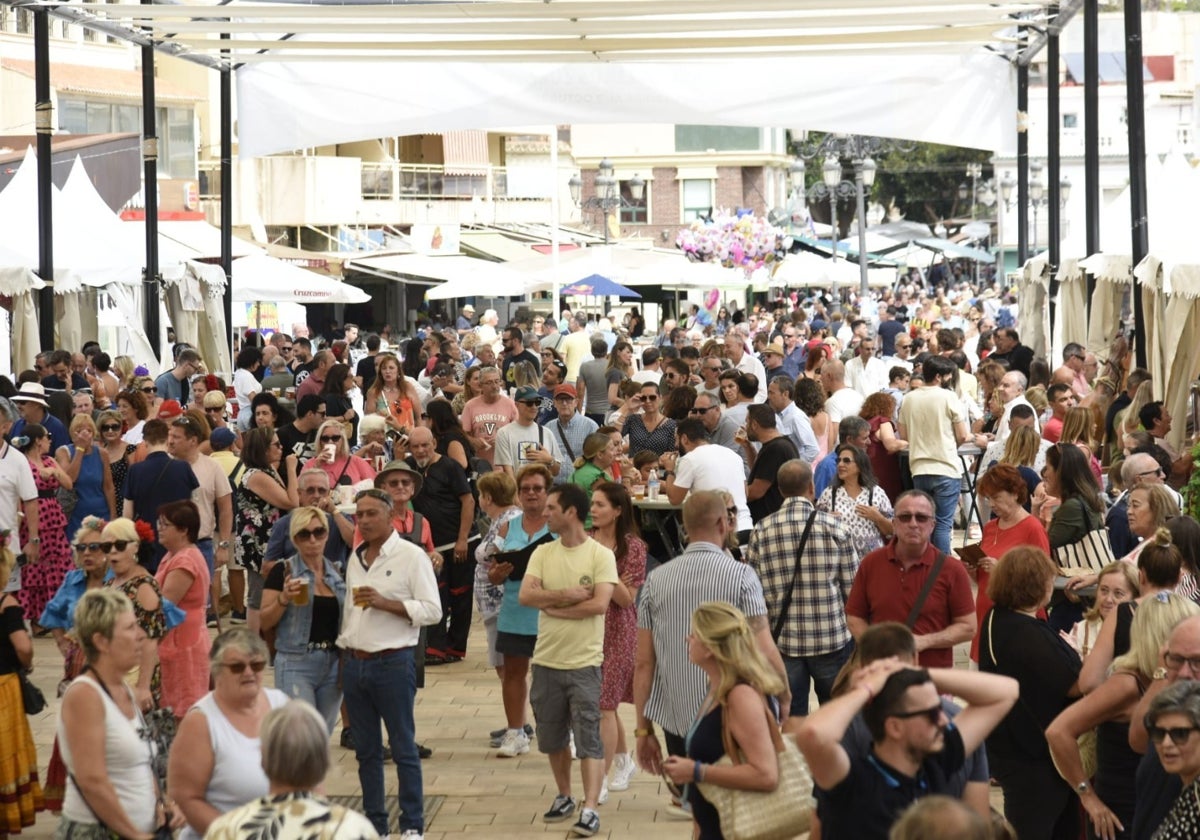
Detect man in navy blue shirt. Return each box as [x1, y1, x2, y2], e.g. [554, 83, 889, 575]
[797, 658, 1017, 840]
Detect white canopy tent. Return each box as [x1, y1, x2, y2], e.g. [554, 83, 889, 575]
[233, 254, 371, 304]
[33, 0, 1058, 157]
[348, 253, 538, 300]
[771, 251, 895, 290]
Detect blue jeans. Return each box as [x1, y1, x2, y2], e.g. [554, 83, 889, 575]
[912, 474, 960, 554]
[196, 538, 215, 577]
[274, 648, 341, 734]
[342, 648, 423, 834]
[784, 640, 854, 716]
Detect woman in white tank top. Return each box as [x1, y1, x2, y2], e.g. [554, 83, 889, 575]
[168, 628, 288, 840]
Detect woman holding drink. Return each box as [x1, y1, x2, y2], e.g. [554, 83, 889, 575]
[259, 506, 346, 733]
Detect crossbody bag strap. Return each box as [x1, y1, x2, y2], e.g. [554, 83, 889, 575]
[554, 421, 576, 462]
[905, 551, 947, 629]
[771, 508, 819, 641]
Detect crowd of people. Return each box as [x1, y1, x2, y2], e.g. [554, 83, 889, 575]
[0, 284, 1198, 839]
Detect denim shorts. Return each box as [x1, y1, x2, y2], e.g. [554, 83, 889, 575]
[530, 664, 603, 759]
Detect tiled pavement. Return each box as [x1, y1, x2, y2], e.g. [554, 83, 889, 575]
[17, 623, 695, 839]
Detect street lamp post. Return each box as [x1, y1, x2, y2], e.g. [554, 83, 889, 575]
[790, 156, 857, 310]
[792, 133, 912, 300]
[1024, 160, 1070, 254]
[568, 158, 644, 245]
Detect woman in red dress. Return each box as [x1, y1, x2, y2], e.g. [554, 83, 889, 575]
[971, 464, 1050, 661]
[15, 424, 74, 625]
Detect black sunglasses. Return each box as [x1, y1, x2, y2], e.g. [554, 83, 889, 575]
[220, 660, 267, 675]
[890, 704, 944, 726]
[294, 526, 328, 541]
[1148, 725, 1200, 745]
[141, 387, 157, 394]
[74, 541, 105, 553]
[896, 513, 934, 524]
[101, 540, 134, 553]
[99, 424, 122, 432]
[320, 434, 343, 443]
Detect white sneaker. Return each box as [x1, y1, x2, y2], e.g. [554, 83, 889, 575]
[399, 831, 423, 840]
[598, 778, 609, 806]
[497, 728, 530, 757]
[609, 752, 637, 791]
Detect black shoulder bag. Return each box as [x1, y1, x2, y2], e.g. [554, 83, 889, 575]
[771, 508, 819, 642]
[905, 551, 948, 628]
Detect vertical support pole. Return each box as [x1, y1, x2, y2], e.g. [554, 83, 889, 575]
[1084, 0, 1101, 317]
[141, 0, 161, 363]
[34, 10, 55, 350]
[220, 33, 233, 372]
[855, 167, 869, 298]
[1017, 51, 1030, 267]
[1125, 0, 1149, 366]
[1047, 8, 1062, 334]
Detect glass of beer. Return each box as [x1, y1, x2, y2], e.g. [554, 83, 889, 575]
[352, 586, 370, 607]
[293, 579, 310, 606]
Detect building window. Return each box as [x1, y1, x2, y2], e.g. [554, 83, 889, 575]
[675, 125, 760, 153]
[681, 179, 714, 222]
[1063, 113, 1078, 129]
[619, 179, 648, 223]
[60, 98, 196, 179]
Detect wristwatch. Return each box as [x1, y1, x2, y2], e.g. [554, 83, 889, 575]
[218, 541, 231, 549]
[634, 727, 653, 738]
[1076, 781, 1091, 795]
[1153, 666, 1170, 680]
[27, 537, 39, 545]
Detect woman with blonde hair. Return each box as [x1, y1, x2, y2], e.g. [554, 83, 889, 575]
[1047, 590, 1200, 839]
[57, 413, 117, 536]
[1120, 379, 1156, 439]
[1060, 406, 1104, 484]
[300, 419, 376, 489]
[663, 601, 786, 839]
[102, 516, 167, 712]
[111, 355, 136, 392]
[571, 432, 618, 500]
[1063, 561, 1138, 659]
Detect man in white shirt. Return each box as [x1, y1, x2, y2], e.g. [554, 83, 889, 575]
[495, 386, 562, 477]
[661, 418, 753, 540]
[724, 330, 767, 402]
[766, 375, 820, 463]
[844, 337, 888, 398]
[881, 334, 915, 374]
[631, 347, 663, 385]
[338, 488, 442, 839]
[821, 360, 865, 427]
[992, 371, 1037, 444]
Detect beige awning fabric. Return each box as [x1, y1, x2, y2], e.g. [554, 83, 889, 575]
[1019, 255, 1051, 360]
[442, 131, 490, 176]
[460, 232, 541, 263]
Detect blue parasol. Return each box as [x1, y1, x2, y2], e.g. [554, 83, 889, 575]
[559, 273, 642, 298]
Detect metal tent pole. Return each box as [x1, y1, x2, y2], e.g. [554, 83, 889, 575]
[1017, 53, 1030, 268]
[34, 9, 55, 350]
[221, 32, 234, 373]
[1047, 9, 1062, 333]
[1124, 0, 1149, 366]
[141, 0, 161, 365]
[1084, 0, 1100, 319]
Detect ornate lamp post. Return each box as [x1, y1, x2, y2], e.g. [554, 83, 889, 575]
[568, 158, 644, 245]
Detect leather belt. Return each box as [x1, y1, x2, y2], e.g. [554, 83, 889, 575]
[345, 646, 412, 660]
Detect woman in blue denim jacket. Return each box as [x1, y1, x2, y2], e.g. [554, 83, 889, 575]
[259, 506, 347, 733]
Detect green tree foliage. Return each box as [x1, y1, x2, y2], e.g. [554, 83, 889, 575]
[872, 143, 993, 225]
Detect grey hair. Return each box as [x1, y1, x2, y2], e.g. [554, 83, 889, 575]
[1122, 452, 1160, 486]
[1005, 371, 1028, 390]
[260, 700, 331, 788]
[0, 397, 17, 425]
[1145, 680, 1200, 731]
[209, 627, 269, 678]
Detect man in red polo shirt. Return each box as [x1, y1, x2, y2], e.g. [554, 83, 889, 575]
[845, 489, 975, 668]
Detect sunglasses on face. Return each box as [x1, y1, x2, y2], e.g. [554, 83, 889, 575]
[319, 434, 343, 443]
[220, 660, 267, 675]
[75, 541, 105, 553]
[641, 394, 659, 402]
[837, 457, 856, 464]
[294, 526, 328, 541]
[895, 512, 934, 524]
[100, 424, 121, 432]
[891, 704, 944, 726]
[141, 387, 157, 394]
[102, 540, 134, 553]
[1147, 725, 1200, 745]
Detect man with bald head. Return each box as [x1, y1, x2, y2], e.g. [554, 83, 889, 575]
[1129, 614, 1200, 837]
[821, 359, 865, 449]
[993, 370, 1036, 443]
[406, 425, 477, 664]
[1052, 342, 1092, 398]
[1106, 452, 1183, 557]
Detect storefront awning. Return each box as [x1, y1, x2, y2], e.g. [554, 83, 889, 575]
[442, 130, 490, 176]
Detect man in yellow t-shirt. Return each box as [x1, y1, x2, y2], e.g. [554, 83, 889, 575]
[519, 483, 618, 838]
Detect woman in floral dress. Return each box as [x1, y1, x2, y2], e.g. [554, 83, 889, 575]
[236, 427, 299, 634]
[15, 424, 74, 625]
[589, 481, 647, 800]
[103, 516, 167, 711]
[816, 443, 895, 558]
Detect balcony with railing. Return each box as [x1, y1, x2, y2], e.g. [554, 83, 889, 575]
[359, 162, 512, 201]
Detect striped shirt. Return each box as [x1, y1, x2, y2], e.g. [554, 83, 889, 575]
[637, 541, 768, 736]
[746, 496, 859, 657]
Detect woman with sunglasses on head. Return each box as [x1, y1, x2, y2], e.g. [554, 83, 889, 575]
[101, 516, 167, 713]
[816, 443, 894, 559]
[236, 428, 300, 635]
[154, 500, 212, 720]
[57, 589, 173, 840]
[14, 424, 75, 626]
[301, 419, 376, 490]
[39, 516, 113, 811]
[259, 506, 346, 734]
[168, 628, 288, 840]
[1048, 590, 1200, 840]
[57, 413, 117, 538]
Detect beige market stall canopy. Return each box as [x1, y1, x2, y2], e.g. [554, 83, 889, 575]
[8, 0, 1061, 156]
